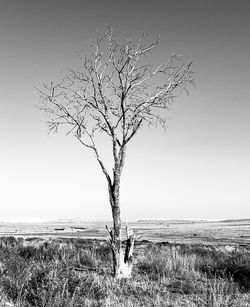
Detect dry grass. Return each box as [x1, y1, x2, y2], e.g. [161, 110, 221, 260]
[0, 237, 249, 306]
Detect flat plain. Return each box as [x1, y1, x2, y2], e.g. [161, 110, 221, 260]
[0, 218, 249, 248]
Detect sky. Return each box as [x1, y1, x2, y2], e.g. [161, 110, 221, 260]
[0, 0, 249, 221]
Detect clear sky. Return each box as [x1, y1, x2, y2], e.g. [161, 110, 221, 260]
[0, 0, 249, 221]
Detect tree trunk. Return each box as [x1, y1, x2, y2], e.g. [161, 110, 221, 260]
[104, 144, 134, 277]
[106, 180, 134, 278]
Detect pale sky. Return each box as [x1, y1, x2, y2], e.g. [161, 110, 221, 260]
[0, 0, 249, 221]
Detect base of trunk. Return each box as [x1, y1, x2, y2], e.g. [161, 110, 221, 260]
[106, 225, 135, 278]
[114, 250, 133, 278]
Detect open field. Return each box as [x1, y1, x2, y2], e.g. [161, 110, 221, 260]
[0, 219, 250, 247]
[0, 236, 249, 306]
[0, 219, 249, 306]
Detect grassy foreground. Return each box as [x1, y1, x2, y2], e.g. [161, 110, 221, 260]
[0, 237, 249, 306]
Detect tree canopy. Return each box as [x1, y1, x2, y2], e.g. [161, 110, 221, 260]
[38, 27, 194, 184]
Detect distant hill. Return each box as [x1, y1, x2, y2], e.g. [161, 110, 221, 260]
[136, 219, 206, 224]
[219, 218, 250, 223]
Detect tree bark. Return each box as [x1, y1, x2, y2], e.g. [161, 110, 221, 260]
[106, 175, 134, 278]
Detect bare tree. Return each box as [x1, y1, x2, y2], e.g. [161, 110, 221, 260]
[37, 27, 194, 278]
